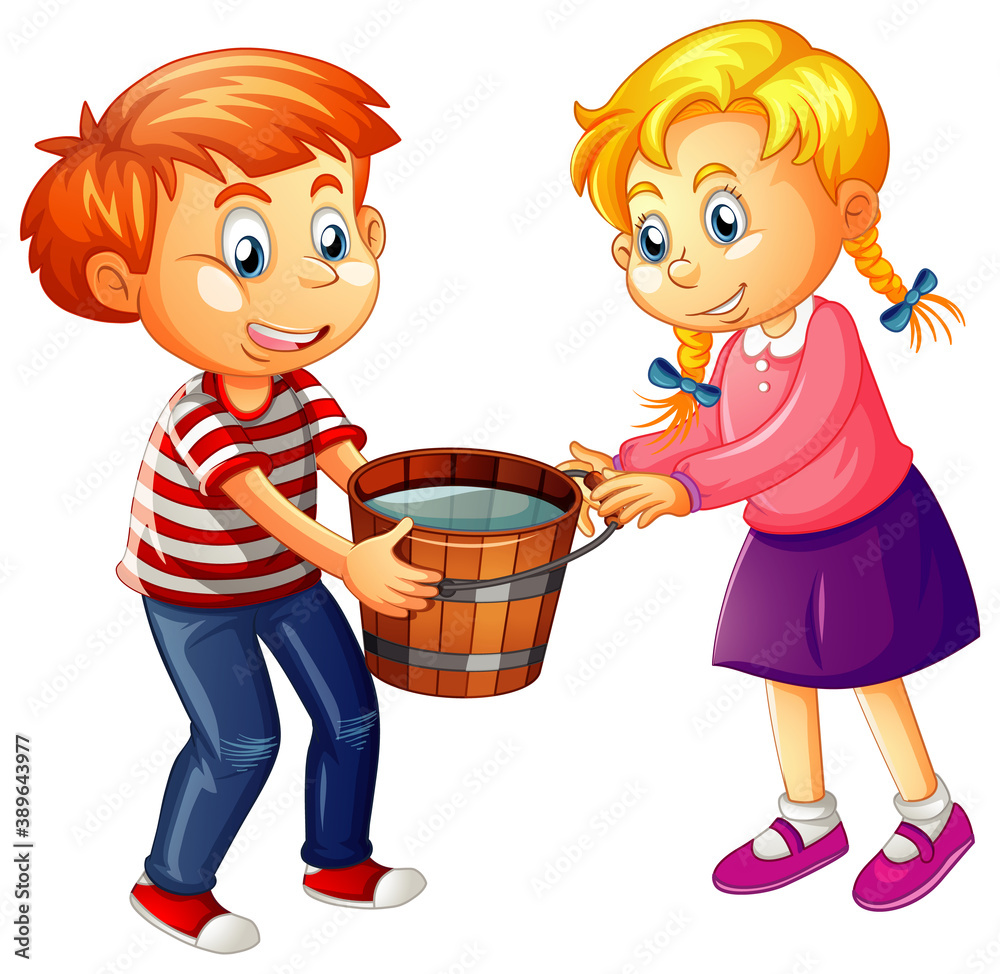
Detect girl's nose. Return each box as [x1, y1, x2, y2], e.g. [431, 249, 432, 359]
[667, 251, 700, 288]
[296, 256, 338, 289]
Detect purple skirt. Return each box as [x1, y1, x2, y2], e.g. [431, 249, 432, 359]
[713, 466, 979, 689]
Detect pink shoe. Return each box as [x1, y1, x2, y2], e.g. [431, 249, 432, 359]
[713, 819, 849, 894]
[852, 803, 974, 911]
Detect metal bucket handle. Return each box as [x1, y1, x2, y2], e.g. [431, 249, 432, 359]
[436, 468, 620, 601]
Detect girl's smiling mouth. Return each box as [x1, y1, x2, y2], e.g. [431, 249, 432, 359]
[696, 284, 746, 316]
[246, 321, 330, 351]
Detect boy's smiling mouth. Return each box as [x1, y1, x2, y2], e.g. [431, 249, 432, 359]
[246, 321, 330, 352]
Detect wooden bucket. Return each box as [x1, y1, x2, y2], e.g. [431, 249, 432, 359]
[347, 449, 583, 698]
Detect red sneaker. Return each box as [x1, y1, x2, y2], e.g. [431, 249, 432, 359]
[303, 858, 426, 909]
[129, 873, 259, 953]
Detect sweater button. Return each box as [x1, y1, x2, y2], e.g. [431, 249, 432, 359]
[755, 359, 769, 372]
[758, 381, 770, 393]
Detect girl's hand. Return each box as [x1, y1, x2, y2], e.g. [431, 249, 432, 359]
[590, 472, 692, 528]
[558, 441, 615, 537]
[343, 517, 442, 619]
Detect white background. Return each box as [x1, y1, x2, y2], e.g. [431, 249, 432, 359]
[3, 1, 999, 972]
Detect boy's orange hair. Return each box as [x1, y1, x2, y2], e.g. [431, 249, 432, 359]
[21, 49, 400, 323]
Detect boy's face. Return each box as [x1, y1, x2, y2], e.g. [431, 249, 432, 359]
[615, 113, 876, 331]
[100, 143, 383, 375]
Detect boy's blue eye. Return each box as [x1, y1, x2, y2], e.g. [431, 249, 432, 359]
[221, 207, 271, 279]
[704, 190, 747, 245]
[311, 207, 351, 263]
[637, 214, 669, 263]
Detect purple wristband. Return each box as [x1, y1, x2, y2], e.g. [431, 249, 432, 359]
[670, 470, 702, 513]
[612, 454, 622, 471]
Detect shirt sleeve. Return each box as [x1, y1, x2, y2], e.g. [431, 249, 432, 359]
[286, 369, 367, 454]
[166, 394, 274, 497]
[675, 301, 864, 511]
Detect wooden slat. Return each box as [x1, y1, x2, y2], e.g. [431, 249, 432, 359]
[502, 525, 555, 654]
[533, 591, 561, 646]
[466, 670, 499, 696]
[495, 664, 530, 695]
[469, 533, 519, 654]
[437, 671, 470, 697]
[407, 530, 446, 652]
[440, 535, 482, 656]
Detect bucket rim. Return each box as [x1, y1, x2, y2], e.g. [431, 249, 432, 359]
[346, 447, 583, 537]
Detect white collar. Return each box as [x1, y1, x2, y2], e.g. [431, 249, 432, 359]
[741, 297, 815, 358]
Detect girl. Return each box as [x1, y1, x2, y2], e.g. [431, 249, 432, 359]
[565, 21, 979, 910]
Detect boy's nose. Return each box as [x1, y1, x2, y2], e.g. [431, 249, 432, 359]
[296, 256, 338, 288]
[667, 252, 700, 288]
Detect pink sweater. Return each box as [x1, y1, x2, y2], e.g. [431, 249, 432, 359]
[616, 296, 913, 534]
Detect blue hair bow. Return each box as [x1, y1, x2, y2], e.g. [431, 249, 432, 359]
[879, 268, 938, 333]
[648, 357, 721, 407]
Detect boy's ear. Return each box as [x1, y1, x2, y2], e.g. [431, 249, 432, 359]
[86, 251, 142, 315]
[612, 232, 632, 271]
[357, 205, 385, 259]
[838, 179, 879, 240]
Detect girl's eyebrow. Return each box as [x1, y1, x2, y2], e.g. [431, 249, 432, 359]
[627, 181, 663, 202]
[214, 183, 272, 208]
[693, 163, 737, 191]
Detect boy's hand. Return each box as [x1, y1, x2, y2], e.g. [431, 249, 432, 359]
[590, 472, 691, 528]
[343, 517, 442, 619]
[558, 441, 615, 537]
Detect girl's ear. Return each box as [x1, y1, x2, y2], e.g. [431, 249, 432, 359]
[837, 179, 879, 241]
[612, 231, 632, 270]
[357, 205, 385, 259]
[85, 251, 142, 315]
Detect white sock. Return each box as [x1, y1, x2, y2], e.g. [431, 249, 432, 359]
[883, 775, 952, 863]
[752, 792, 840, 860]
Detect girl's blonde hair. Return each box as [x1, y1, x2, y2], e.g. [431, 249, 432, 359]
[570, 20, 963, 445]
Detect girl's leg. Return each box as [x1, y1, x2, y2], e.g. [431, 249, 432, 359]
[748, 680, 842, 861]
[766, 679, 824, 802]
[853, 678, 936, 801]
[712, 679, 846, 892]
[851, 677, 973, 910]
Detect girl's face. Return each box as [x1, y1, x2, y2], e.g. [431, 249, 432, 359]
[616, 113, 874, 331]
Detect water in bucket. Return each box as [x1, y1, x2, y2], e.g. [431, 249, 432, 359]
[365, 484, 564, 532]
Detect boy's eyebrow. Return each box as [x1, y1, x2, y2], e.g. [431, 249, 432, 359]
[693, 163, 737, 191]
[310, 174, 344, 197]
[309, 173, 344, 196]
[214, 183, 272, 208]
[627, 181, 662, 202]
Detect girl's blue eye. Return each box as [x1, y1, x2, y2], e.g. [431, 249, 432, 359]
[221, 207, 271, 279]
[311, 207, 351, 263]
[704, 190, 747, 245]
[637, 214, 669, 263]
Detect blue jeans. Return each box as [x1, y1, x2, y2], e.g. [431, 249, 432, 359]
[140, 581, 378, 894]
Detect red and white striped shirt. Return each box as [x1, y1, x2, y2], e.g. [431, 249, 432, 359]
[116, 368, 365, 607]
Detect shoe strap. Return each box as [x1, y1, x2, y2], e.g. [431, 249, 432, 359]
[895, 822, 935, 863]
[770, 818, 805, 855]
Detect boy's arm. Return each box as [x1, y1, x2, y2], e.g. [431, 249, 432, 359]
[316, 437, 367, 491]
[218, 465, 439, 618]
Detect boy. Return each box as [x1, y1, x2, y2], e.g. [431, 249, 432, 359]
[22, 49, 440, 953]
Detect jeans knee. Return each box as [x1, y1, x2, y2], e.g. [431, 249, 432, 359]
[336, 710, 378, 752]
[217, 732, 280, 774]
